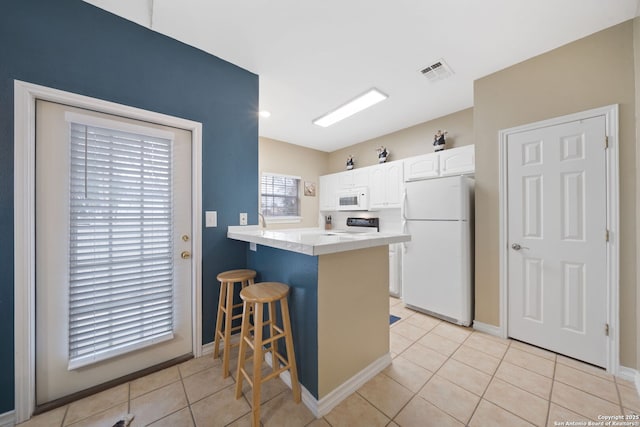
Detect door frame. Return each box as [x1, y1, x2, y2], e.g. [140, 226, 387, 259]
[13, 80, 203, 423]
[498, 104, 619, 374]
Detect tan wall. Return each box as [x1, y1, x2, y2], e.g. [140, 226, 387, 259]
[327, 108, 474, 173]
[259, 136, 329, 229]
[474, 21, 637, 367]
[317, 246, 389, 397]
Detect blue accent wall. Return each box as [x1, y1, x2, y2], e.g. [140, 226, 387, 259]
[0, 0, 258, 413]
[247, 246, 319, 398]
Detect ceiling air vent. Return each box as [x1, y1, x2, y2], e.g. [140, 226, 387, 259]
[420, 59, 454, 82]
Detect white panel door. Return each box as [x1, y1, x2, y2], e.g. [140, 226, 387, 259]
[35, 101, 193, 404]
[507, 116, 607, 367]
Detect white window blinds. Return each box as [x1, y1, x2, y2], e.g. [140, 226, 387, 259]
[68, 121, 175, 369]
[260, 173, 300, 217]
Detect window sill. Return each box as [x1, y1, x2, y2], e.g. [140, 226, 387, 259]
[264, 216, 302, 224]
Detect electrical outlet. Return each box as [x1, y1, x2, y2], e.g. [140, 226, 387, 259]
[239, 212, 248, 225]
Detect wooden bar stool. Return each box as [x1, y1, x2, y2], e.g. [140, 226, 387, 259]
[235, 282, 301, 426]
[213, 269, 256, 377]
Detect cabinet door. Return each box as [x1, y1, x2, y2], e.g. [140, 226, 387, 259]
[439, 145, 475, 176]
[369, 162, 403, 209]
[319, 174, 338, 211]
[338, 168, 370, 189]
[384, 162, 403, 208]
[337, 170, 354, 188]
[368, 166, 386, 209]
[403, 153, 439, 181]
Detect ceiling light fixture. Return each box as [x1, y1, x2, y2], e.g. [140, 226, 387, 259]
[313, 88, 388, 128]
[259, 110, 271, 118]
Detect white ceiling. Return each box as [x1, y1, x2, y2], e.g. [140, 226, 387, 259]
[84, 0, 639, 152]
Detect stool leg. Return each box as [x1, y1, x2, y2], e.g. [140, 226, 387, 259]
[268, 301, 278, 373]
[280, 296, 301, 403]
[213, 280, 227, 359]
[222, 281, 235, 378]
[251, 302, 264, 427]
[235, 300, 251, 399]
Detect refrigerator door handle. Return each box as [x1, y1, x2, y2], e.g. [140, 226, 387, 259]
[402, 220, 408, 253]
[401, 190, 407, 220]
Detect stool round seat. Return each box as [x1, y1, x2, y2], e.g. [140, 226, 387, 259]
[217, 268, 256, 283]
[213, 268, 256, 378]
[240, 281, 288, 303]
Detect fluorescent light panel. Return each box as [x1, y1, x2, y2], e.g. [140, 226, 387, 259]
[313, 88, 387, 127]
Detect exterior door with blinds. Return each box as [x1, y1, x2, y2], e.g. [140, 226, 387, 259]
[35, 100, 193, 404]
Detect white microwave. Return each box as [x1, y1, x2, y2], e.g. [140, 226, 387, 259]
[337, 187, 369, 211]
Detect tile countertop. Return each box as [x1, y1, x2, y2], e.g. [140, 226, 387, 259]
[227, 226, 410, 256]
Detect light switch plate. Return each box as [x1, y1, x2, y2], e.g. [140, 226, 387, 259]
[205, 211, 217, 228]
[239, 212, 248, 225]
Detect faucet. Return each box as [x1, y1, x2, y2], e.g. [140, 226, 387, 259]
[258, 212, 267, 229]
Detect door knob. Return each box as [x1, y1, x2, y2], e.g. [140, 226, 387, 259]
[181, 251, 191, 259]
[511, 243, 529, 251]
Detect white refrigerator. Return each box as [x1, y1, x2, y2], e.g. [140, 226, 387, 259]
[402, 175, 474, 326]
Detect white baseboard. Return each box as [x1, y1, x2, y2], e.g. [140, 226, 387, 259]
[473, 321, 505, 338]
[617, 365, 640, 393]
[266, 352, 392, 418]
[314, 353, 392, 417]
[0, 410, 15, 427]
[200, 341, 214, 356]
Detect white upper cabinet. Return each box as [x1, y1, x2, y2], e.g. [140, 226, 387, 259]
[403, 152, 439, 181]
[439, 145, 475, 177]
[319, 173, 338, 211]
[370, 161, 403, 209]
[403, 145, 474, 182]
[319, 145, 474, 212]
[337, 167, 370, 189]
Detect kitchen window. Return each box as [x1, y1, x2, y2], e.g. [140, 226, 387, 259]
[260, 173, 302, 222]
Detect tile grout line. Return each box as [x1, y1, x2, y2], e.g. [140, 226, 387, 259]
[545, 354, 558, 426]
[459, 332, 548, 427]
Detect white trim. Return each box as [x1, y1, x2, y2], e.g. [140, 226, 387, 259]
[200, 340, 214, 356]
[261, 172, 302, 181]
[472, 321, 504, 338]
[266, 351, 391, 418]
[0, 410, 15, 427]
[617, 366, 639, 384]
[264, 216, 303, 224]
[64, 111, 176, 140]
[498, 105, 619, 373]
[13, 80, 203, 423]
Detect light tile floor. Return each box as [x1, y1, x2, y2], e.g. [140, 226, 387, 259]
[19, 297, 640, 427]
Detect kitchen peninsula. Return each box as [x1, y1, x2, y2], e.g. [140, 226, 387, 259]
[227, 226, 410, 415]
